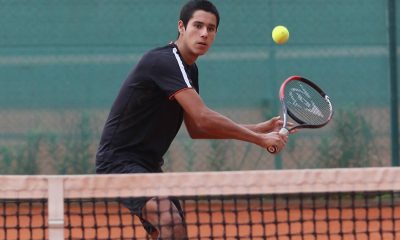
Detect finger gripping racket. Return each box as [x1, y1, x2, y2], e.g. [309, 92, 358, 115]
[268, 76, 333, 153]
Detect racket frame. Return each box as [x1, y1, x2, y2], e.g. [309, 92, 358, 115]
[280, 75, 333, 132]
[268, 75, 333, 153]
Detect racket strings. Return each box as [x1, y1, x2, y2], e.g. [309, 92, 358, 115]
[284, 81, 332, 125]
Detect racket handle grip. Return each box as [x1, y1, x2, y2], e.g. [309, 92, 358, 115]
[267, 146, 277, 154]
[267, 128, 289, 154]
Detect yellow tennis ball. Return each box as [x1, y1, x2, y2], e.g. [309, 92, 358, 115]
[272, 25, 289, 45]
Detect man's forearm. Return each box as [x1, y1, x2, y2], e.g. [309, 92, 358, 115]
[187, 109, 262, 144]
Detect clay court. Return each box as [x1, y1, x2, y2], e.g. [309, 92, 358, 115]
[1, 199, 399, 240]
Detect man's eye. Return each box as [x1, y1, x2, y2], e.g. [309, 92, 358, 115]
[207, 27, 215, 32]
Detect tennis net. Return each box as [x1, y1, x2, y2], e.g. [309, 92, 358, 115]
[1, 167, 400, 239]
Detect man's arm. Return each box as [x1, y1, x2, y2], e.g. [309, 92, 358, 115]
[184, 114, 282, 138]
[241, 116, 283, 133]
[174, 89, 287, 151]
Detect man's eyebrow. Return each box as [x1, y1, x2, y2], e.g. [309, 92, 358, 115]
[192, 21, 204, 25]
[192, 21, 216, 28]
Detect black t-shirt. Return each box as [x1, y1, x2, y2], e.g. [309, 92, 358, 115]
[96, 43, 199, 171]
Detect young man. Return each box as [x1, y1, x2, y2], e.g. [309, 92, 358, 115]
[96, 0, 288, 239]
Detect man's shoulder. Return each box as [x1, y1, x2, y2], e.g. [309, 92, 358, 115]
[144, 44, 175, 61]
[137, 44, 179, 72]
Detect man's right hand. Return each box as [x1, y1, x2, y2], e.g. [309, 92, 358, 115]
[257, 132, 288, 154]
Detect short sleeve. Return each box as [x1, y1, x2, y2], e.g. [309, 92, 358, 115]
[151, 48, 194, 99]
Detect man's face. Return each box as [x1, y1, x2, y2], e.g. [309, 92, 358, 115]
[179, 10, 217, 56]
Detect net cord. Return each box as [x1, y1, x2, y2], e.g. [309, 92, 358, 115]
[1, 167, 400, 199]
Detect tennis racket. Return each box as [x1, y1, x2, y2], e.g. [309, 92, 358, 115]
[268, 75, 333, 153]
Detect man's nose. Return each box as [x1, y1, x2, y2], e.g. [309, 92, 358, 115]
[200, 27, 208, 38]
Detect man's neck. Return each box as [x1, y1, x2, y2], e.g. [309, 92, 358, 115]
[173, 40, 197, 65]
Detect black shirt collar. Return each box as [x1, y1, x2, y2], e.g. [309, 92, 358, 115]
[169, 42, 191, 67]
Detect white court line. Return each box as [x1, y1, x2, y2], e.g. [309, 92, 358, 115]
[203, 51, 269, 60]
[0, 46, 391, 66]
[276, 46, 388, 59]
[0, 54, 142, 65]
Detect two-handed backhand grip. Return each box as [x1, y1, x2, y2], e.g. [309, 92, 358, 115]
[267, 128, 289, 154]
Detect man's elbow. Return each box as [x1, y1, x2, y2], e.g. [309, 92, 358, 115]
[188, 131, 202, 139]
[186, 111, 213, 138]
[186, 123, 205, 139]
[193, 110, 214, 132]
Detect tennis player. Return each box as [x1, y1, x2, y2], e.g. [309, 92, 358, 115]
[96, 0, 288, 239]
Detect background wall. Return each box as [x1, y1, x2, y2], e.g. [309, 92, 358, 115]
[0, 0, 398, 174]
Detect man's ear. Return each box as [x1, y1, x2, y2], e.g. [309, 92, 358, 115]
[178, 20, 185, 34]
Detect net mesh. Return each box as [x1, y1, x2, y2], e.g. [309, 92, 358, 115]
[0, 199, 47, 240]
[1, 168, 400, 239]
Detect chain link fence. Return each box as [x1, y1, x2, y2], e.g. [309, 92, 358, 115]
[0, 0, 398, 174]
